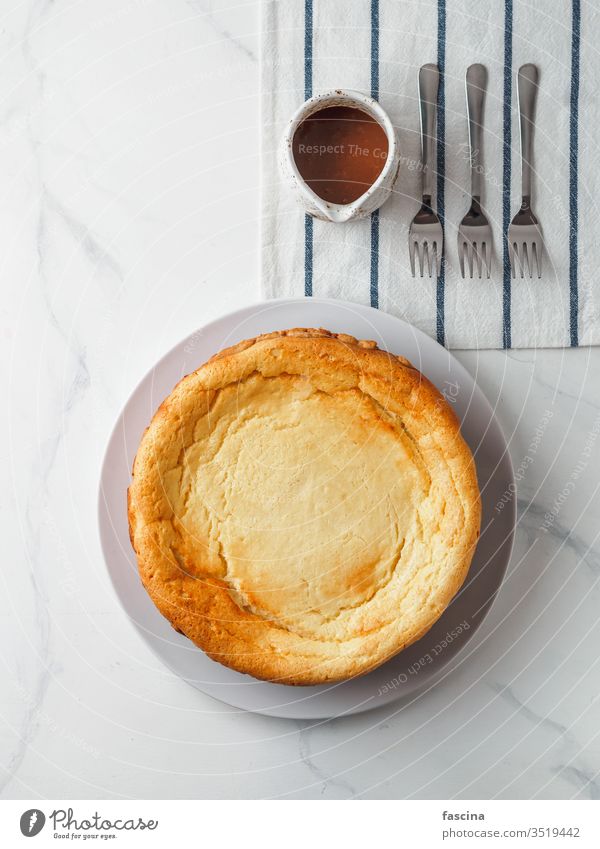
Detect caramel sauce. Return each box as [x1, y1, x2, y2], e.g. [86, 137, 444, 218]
[292, 106, 389, 205]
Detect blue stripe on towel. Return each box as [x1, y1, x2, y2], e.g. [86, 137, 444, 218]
[436, 0, 446, 346]
[304, 0, 313, 297]
[370, 0, 380, 308]
[370, 0, 379, 100]
[502, 0, 513, 349]
[370, 209, 380, 308]
[304, 0, 312, 100]
[569, 0, 581, 347]
[304, 214, 313, 297]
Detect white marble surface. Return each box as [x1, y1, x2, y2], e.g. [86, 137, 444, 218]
[1, 0, 599, 800]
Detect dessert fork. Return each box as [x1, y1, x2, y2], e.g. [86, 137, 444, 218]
[458, 64, 492, 279]
[508, 63, 543, 278]
[409, 63, 443, 278]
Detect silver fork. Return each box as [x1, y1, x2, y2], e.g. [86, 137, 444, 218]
[458, 64, 492, 279]
[508, 63, 543, 278]
[409, 63, 443, 278]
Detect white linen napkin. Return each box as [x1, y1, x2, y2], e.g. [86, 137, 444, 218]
[260, 0, 599, 349]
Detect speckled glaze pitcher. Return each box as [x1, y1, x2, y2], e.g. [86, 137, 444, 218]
[280, 89, 401, 224]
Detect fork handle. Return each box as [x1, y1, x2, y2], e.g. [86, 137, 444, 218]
[465, 63, 487, 200]
[418, 63, 439, 201]
[517, 63, 539, 201]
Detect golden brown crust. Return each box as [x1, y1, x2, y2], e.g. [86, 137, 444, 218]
[128, 328, 481, 685]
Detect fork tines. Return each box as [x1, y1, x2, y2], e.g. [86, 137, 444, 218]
[409, 226, 443, 278]
[457, 227, 492, 279]
[508, 227, 543, 279]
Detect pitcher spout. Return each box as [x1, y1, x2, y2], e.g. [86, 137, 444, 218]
[311, 197, 360, 224]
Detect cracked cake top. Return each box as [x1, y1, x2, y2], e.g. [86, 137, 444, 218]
[128, 328, 481, 685]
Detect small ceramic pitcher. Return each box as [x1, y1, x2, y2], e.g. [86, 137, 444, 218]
[280, 89, 400, 223]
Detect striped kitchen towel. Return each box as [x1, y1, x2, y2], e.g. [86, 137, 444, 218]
[261, 0, 599, 349]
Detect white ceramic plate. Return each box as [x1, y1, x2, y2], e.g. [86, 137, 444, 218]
[98, 298, 515, 720]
